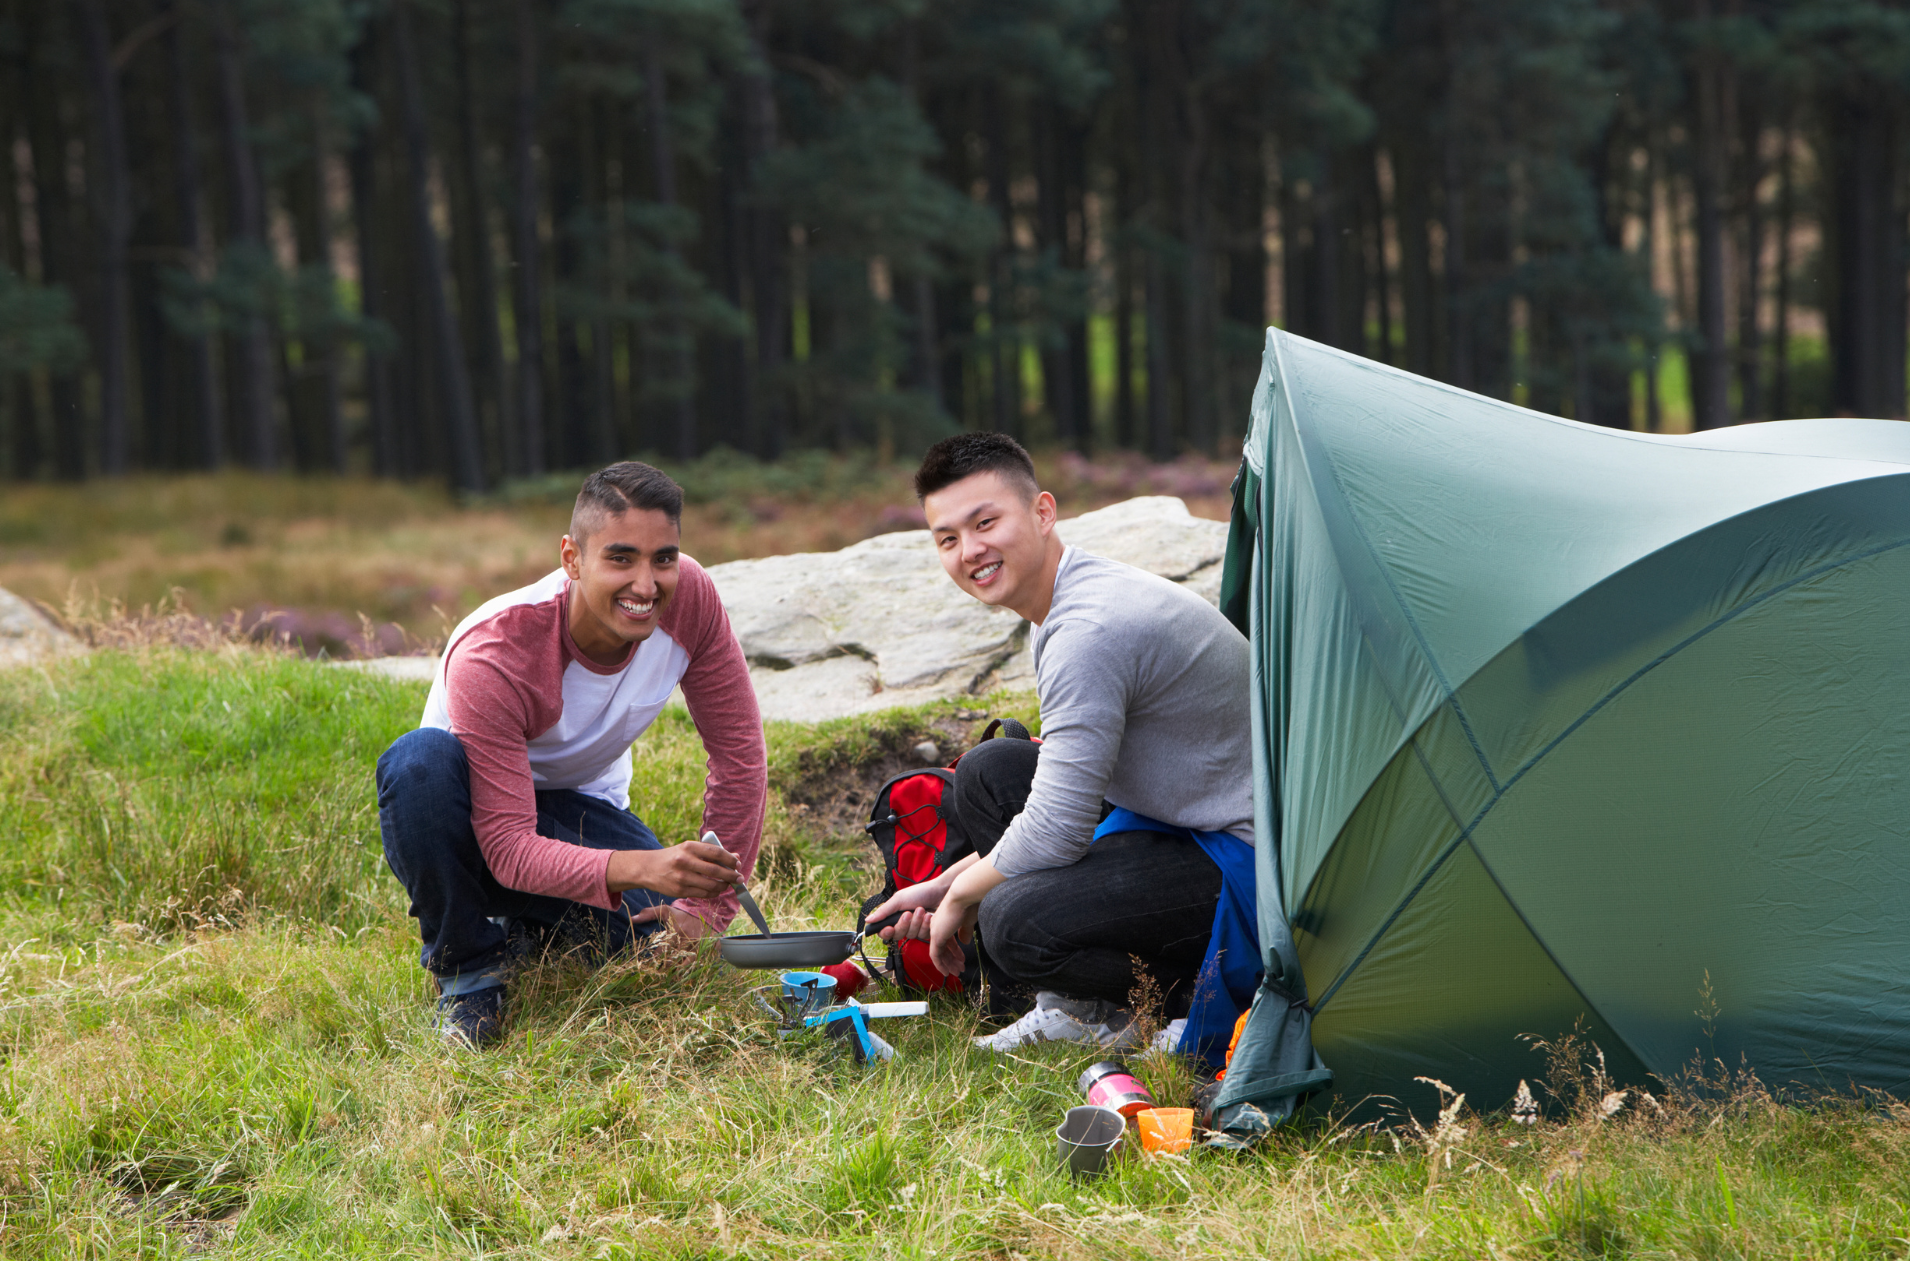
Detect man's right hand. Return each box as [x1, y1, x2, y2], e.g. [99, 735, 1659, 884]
[606, 840, 738, 899]
[866, 879, 946, 943]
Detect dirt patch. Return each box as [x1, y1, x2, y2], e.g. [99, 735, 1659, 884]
[771, 709, 1005, 845]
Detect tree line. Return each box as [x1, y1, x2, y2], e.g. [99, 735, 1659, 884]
[2, 0, 1907, 489]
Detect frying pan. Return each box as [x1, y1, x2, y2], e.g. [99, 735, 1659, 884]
[704, 830, 861, 969]
[717, 929, 860, 969]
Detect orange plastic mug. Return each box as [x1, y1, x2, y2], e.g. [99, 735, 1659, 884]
[1137, 1107, 1194, 1154]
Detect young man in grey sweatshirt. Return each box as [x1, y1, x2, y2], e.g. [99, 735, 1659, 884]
[867, 433, 1256, 1052]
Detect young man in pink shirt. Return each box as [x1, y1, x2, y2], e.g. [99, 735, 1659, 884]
[376, 462, 766, 1047]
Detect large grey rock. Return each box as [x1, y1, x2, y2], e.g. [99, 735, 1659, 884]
[706, 496, 1228, 721]
[0, 587, 81, 669]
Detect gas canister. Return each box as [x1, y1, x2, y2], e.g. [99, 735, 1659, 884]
[1077, 1061, 1156, 1118]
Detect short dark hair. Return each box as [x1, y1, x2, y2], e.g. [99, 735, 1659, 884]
[571, 461, 684, 543]
[913, 433, 1039, 501]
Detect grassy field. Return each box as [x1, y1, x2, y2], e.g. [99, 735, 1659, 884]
[2, 645, 1908, 1259]
[0, 450, 1235, 659]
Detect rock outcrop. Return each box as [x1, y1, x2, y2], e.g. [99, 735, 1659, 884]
[0, 587, 80, 669]
[706, 495, 1228, 721]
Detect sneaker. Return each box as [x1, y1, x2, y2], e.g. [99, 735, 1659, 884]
[972, 991, 1141, 1052]
[1150, 1018, 1189, 1054]
[439, 984, 505, 1049]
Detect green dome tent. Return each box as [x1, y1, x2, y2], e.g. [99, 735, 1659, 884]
[1208, 329, 1910, 1131]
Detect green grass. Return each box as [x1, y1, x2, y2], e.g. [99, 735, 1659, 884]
[3, 648, 1909, 1257]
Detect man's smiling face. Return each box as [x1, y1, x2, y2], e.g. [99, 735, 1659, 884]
[560, 506, 681, 665]
[923, 469, 1061, 623]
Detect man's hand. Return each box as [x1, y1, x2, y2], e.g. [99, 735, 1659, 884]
[867, 879, 946, 943]
[607, 839, 737, 899]
[927, 893, 980, 979]
[925, 856, 1006, 977]
[867, 851, 984, 942]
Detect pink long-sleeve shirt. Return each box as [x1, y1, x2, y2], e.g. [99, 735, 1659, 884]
[419, 559, 766, 928]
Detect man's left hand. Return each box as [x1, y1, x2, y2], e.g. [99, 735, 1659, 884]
[926, 855, 1007, 977]
[927, 894, 980, 979]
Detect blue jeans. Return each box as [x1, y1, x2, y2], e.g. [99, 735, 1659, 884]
[376, 727, 671, 993]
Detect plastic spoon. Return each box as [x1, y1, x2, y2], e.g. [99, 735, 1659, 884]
[705, 830, 773, 938]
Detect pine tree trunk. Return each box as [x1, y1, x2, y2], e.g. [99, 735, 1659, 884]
[161, 0, 221, 469]
[348, 29, 399, 477]
[1391, 139, 1437, 378]
[122, 56, 173, 472]
[509, 0, 546, 475]
[291, 117, 346, 473]
[214, 1, 279, 468]
[394, 0, 485, 492]
[644, 35, 698, 460]
[1171, 42, 1214, 452]
[1220, 126, 1268, 436]
[78, 0, 131, 474]
[581, 100, 614, 461]
[1771, 113, 1794, 419]
[715, 132, 756, 444]
[1468, 175, 1512, 400]
[739, 0, 787, 458]
[1035, 102, 1079, 448]
[451, 0, 511, 474]
[23, 1, 85, 480]
[1441, 124, 1471, 391]
[550, 110, 590, 467]
[1309, 161, 1343, 350]
[1136, 0, 1174, 456]
[1583, 121, 1635, 428]
[1061, 115, 1092, 452]
[1824, 88, 1906, 419]
[1114, 251, 1135, 449]
[894, 16, 945, 418]
[1112, 77, 1136, 450]
[1, 104, 42, 479]
[1735, 97, 1763, 420]
[1364, 150, 1393, 366]
[1333, 151, 1364, 354]
[1688, 28, 1732, 430]
[1644, 137, 1663, 432]
[983, 84, 1020, 439]
[1144, 251, 1172, 459]
[389, 164, 431, 476]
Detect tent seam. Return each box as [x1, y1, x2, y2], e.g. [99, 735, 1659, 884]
[1312, 732, 1475, 1012]
[1312, 839, 1465, 1014]
[1283, 373, 1506, 795]
[1462, 531, 1910, 834]
[1456, 834, 1659, 1081]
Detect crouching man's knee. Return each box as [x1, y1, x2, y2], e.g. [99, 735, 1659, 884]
[378, 728, 466, 798]
[376, 728, 472, 866]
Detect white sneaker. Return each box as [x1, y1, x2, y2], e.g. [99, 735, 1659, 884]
[1150, 1018, 1189, 1054]
[973, 992, 1141, 1052]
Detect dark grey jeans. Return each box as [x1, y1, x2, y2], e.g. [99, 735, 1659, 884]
[952, 737, 1221, 1017]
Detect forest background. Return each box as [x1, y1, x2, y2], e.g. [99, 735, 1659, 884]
[3, 0, 1908, 493]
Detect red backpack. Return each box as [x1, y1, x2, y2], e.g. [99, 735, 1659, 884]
[856, 718, 1033, 993]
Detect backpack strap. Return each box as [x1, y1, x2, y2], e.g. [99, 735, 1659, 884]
[980, 716, 1032, 742]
